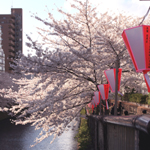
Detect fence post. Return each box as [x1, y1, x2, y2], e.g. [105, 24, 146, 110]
[99, 95, 102, 115]
[135, 129, 139, 150]
[95, 119, 98, 150]
[98, 120, 104, 150]
[114, 56, 119, 116]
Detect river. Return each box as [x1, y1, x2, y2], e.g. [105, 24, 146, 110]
[0, 118, 78, 150]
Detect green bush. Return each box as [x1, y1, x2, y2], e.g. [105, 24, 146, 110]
[141, 95, 148, 104]
[123, 88, 138, 101]
[129, 93, 143, 103]
[80, 108, 86, 115]
[75, 108, 92, 150]
[127, 93, 148, 104]
[123, 93, 130, 101]
[146, 93, 150, 105]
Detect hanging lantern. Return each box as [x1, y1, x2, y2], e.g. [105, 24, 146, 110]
[93, 96, 97, 106]
[87, 103, 92, 114]
[94, 91, 100, 105]
[104, 68, 122, 93]
[91, 100, 95, 112]
[98, 84, 109, 109]
[87, 103, 92, 109]
[122, 25, 150, 92]
[143, 70, 150, 92]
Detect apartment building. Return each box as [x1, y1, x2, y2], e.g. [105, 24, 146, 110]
[0, 8, 22, 73]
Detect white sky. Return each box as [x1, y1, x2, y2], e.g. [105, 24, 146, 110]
[0, 0, 149, 55]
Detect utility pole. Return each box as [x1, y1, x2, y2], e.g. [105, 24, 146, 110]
[114, 56, 119, 116]
[99, 95, 101, 115]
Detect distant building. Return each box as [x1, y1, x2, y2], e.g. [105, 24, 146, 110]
[0, 8, 22, 73]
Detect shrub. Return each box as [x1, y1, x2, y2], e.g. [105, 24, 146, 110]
[75, 108, 92, 150]
[127, 93, 148, 104]
[123, 93, 131, 101]
[80, 108, 86, 115]
[129, 93, 143, 103]
[146, 93, 150, 105]
[141, 95, 148, 104]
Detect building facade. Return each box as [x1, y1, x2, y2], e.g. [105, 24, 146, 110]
[0, 8, 22, 73]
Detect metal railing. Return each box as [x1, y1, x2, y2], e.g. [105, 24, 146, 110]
[87, 114, 150, 150]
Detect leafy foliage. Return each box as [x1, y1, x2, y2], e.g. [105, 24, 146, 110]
[75, 109, 92, 150]
[123, 87, 148, 104]
[129, 93, 143, 103]
[146, 93, 150, 105]
[140, 95, 148, 104]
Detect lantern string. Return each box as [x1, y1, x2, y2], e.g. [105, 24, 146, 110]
[139, 6, 150, 25]
[118, 91, 123, 96]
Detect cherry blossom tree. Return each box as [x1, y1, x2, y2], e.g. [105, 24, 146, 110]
[0, 0, 148, 146]
[0, 72, 20, 110]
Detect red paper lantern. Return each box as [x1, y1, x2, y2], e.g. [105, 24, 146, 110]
[122, 25, 150, 92]
[94, 91, 100, 105]
[92, 104, 94, 112]
[122, 25, 150, 72]
[93, 96, 97, 106]
[91, 99, 95, 111]
[104, 68, 122, 93]
[87, 103, 92, 108]
[98, 84, 109, 109]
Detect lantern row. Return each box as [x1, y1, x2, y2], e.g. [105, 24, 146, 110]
[88, 25, 150, 111]
[88, 68, 122, 111]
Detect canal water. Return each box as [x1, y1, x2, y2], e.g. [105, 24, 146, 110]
[0, 118, 78, 150]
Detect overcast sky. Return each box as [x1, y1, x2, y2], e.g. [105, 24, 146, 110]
[0, 0, 149, 55]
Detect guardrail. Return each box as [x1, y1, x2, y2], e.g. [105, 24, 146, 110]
[87, 114, 150, 150]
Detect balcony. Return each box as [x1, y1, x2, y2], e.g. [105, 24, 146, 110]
[9, 23, 15, 29]
[9, 57, 14, 63]
[9, 40, 15, 46]
[9, 67, 14, 71]
[9, 52, 15, 57]
[9, 19, 15, 24]
[9, 29, 15, 35]
[11, 15, 15, 19]
[9, 45, 15, 51]
[9, 35, 15, 41]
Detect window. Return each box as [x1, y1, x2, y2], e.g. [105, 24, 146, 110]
[0, 51, 2, 56]
[0, 66, 2, 70]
